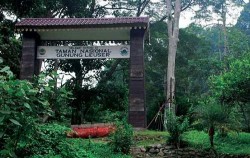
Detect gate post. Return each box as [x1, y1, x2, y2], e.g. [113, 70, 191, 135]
[129, 28, 146, 128]
[20, 32, 41, 80]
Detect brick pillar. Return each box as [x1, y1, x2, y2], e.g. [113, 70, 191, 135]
[20, 32, 41, 80]
[129, 28, 146, 128]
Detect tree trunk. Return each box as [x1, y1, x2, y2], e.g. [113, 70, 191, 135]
[53, 59, 60, 119]
[221, 2, 228, 59]
[239, 103, 250, 132]
[71, 60, 84, 125]
[164, 0, 181, 128]
[209, 125, 215, 147]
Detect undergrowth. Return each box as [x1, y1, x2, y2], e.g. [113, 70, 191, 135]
[183, 130, 250, 154]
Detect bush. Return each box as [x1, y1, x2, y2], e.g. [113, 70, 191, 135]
[0, 65, 45, 157]
[28, 124, 93, 158]
[28, 123, 69, 156]
[166, 111, 189, 148]
[0, 62, 73, 157]
[56, 140, 91, 158]
[99, 110, 125, 122]
[109, 120, 133, 154]
[14, 123, 94, 158]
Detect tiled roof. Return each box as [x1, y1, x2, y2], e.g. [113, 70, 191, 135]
[15, 17, 149, 29]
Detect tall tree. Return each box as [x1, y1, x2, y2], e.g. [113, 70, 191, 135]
[210, 52, 250, 131]
[164, 0, 181, 124]
[0, 17, 21, 77]
[196, 0, 246, 60]
[145, 22, 213, 129]
[236, 2, 250, 37]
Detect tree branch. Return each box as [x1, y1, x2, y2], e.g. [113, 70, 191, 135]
[90, 0, 96, 17]
[137, 0, 150, 17]
[104, 7, 134, 10]
[157, 0, 195, 23]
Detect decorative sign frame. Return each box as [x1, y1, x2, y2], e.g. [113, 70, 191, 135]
[37, 45, 130, 59]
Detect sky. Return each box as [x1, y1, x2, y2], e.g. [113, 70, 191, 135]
[39, 0, 246, 86]
[5, 0, 245, 29]
[179, 4, 245, 28]
[99, 0, 245, 28]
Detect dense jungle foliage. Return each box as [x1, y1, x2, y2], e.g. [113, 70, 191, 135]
[0, 0, 250, 157]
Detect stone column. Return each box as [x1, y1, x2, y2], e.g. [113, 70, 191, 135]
[20, 32, 41, 80]
[129, 28, 146, 128]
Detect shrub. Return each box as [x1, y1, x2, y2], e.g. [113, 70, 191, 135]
[99, 110, 125, 122]
[0, 61, 72, 157]
[109, 120, 133, 154]
[166, 111, 189, 148]
[28, 124, 92, 158]
[14, 123, 93, 158]
[29, 124, 69, 155]
[0, 64, 46, 157]
[56, 140, 91, 158]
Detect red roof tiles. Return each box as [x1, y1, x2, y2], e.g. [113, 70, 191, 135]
[15, 17, 149, 29]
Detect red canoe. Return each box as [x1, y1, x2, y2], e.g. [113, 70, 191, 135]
[68, 123, 115, 138]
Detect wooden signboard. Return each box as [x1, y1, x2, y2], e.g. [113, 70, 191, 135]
[37, 45, 130, 59]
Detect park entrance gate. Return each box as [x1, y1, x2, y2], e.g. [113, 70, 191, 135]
[16, 17, 149, 128]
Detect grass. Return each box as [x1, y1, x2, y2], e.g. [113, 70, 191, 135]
[182, 130, 210, 149]
[215, 132, 250, 154]
[66, 130, 249, 156]
[183, 130, 250, 155]
[87, 130, 169, 148]
[134, 130, 250, 155]
[65, 138, 131, 158]
[74, 130, 169, 147]
[134, 130, 169, 146]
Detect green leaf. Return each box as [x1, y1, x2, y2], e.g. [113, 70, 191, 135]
[0, 131, 4, 138]
[24, 103, 32, 110]
[0, 66, 10, 72]
[28, 89, 38, 94]
[9, 151, 18, 158]
[15, 89, 25, 97]
[3, 84, 10, 91]
[44, 86, 51, 91]
[0, 110, 11, 114]
[6, 71, 14, 78]
[9, 119, 22, 126]
[38, 100, 49, 106]
[0, 116, 4, 122]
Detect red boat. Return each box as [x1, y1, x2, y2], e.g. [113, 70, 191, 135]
[67, 123, 115, 138]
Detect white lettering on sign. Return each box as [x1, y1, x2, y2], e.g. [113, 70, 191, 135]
[37, 45, 130, 59]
